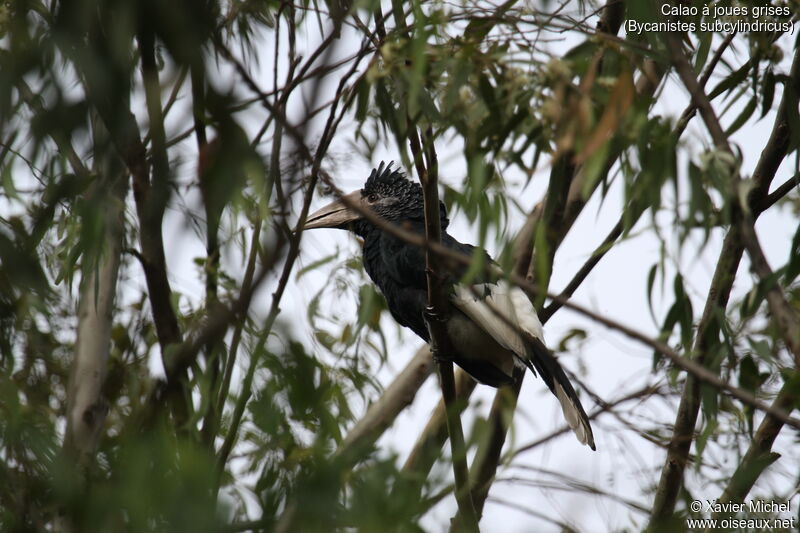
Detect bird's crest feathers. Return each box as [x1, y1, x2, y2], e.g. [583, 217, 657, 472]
[362, 161, 423, 204]
[364, 161, 412, 192]
[362, 161, 448, 228]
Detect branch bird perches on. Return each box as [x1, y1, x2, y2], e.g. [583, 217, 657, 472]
[304, 162, 596, 450]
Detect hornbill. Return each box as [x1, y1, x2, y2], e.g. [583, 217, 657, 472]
[304, 162, 595, 449]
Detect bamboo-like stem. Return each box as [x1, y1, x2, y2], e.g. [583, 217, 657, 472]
[64, 135, 127, 465]
[410, 125, 479, 531]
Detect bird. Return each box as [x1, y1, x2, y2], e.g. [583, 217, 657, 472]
[304, 162, 595, 450]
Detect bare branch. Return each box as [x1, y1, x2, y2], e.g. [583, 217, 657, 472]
[402, 371, 477, 474]
[412, 126, 479, 530]
[511, 383, 667, 459]
[757, 173, 800, 212]
[336, 346, 434, 460]
[64, 154, 126, 464]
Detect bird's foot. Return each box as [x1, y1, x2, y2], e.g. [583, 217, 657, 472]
[423, 306, 454, 362]
[430, 349, 453, 364]
[423, 305, 447, 324]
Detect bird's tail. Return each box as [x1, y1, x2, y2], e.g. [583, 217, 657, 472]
[523, 337, 596, 450]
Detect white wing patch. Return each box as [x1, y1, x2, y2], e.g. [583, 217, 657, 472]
[556, 382, 593, 447]
[451, 281, 595, 449]
[450, 281, 543, 371]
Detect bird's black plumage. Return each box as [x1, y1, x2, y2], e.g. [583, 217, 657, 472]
[305, 162, 595, 449]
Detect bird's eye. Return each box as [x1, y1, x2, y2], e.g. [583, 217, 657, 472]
[367, 193, 378, 203]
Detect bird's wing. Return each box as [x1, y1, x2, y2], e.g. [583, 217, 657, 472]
[379, 228, 492, 289]
[450, 281, 541, 362]
[451, 281, 595, 450]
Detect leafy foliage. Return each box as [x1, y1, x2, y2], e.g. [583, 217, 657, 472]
[0, 0, 799, 531]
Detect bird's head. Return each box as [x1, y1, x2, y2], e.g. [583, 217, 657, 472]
[304, 161, 448, 235]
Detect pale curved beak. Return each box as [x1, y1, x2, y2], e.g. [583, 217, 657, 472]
[303, 190, 364, 230]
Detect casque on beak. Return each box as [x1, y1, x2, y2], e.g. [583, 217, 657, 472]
[303, 190, 364, 230]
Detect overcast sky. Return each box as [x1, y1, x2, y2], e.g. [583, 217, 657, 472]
[115, 3, 800, 530]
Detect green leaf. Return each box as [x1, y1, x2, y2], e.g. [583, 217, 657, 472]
[725, 96, 757, 136]
[739, 355, 762, 392]
[646, 263, 658, 323]
[760, 69, 775, 119]
[354, 78, 372, 123]
[374, 81, 404, 147]
[463, 0, 514, 42]
[672, 273, 694, 348]
[296, 252, 338, 281]
[708, 63, 751, 100]
[580, 141, 612, 200]
[563, 40, 599, 70]
[740, 355, 758, 435]
[747, 337, 775, 365]
[557, 328, 587, 352]
[784, 221, 800, 284]
[694, 32, 712, 75]
[694, 414, 717, 465]
[1, 162, 18, 200]
[356, 283, 386, 331]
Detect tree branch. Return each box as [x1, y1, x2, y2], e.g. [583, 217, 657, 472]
[740, 218, 800, 365]
[63, 121, 127, 465]
[649, 31, 800, 527]
[701, 216, 800, 511]
[133, 28, 189, 427]
[712, 381, 798, 520]
[335, 346, 434, 460]
[412, 127, 479, 531]
[401, 371, 477, 474]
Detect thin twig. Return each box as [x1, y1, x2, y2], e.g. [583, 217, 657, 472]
[511, 383, 667, 459]
[135, 26, 189, 426]
[413, 123, 480, 532]
[674, 31, 739, 136]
